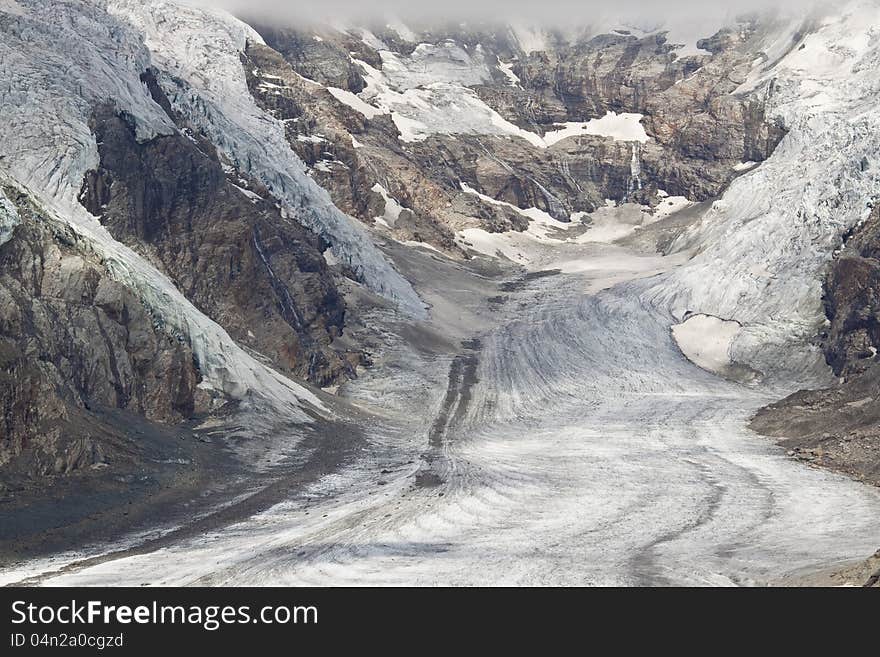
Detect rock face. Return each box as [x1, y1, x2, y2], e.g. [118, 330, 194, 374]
[240, 42, 465, 249]
[822, 204, 880, 377]
[471, 24, 787, 203]
[0, 186, 204, 479]
[78, 96, 360, 387]
[752, 204, 880, 486]
[253, 25, 371, 92]
[240, 19, 785, 255]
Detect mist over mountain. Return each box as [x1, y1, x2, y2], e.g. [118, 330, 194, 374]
[188, 0, 827, 25]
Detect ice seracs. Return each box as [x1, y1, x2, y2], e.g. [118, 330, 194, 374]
[649, 1, 880, 381]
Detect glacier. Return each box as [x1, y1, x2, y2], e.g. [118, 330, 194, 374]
[649, 2, 880, 381]
[2, 0, 880, 587]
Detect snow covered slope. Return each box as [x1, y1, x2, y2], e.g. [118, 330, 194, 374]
[351, 48, 652, 148]
[650, 1, 880, 380]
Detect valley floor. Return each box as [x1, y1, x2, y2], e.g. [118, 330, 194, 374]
[2, 229, 879, 586]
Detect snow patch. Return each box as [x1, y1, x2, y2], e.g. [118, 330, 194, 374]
[402, 240, 442, 253]
[498, 59, 521, 87]
[371, 183, 407, 228]
[459, 182, 578, 241]
[651, 195, 693, 219]
[543, 113, 650, 146]
[327, 86, 385, 119]
[323, 247, 339, 266]
[733, 161, 759, 172]
[456, 228, 531, 265]
[390, 112, 430, 142]
[671, 314, 742, 375]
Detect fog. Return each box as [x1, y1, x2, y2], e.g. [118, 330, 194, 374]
[184, 0, 831, 28]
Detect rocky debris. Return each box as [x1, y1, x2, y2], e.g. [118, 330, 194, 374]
[752, 205, 880, 486]
[0, 186, 205, 482]
[78, 98, 362, 387]
[778, 547, 880, 587]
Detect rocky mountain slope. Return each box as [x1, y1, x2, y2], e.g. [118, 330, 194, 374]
[0, 0, 787, 497]
[2, 0, 880, 581]
[239, 15, 787, 253]
[0, 185, 203, 477]
[752, 203, 880, 485]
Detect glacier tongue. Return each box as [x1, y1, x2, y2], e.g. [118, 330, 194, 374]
[0, 0, 325, 416]
[106, 0, 427, 319]
[650, 1, 880, 381]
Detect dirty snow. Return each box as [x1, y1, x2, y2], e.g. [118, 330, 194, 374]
[672, 314, 743, 374]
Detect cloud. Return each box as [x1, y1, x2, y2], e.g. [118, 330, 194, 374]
[184, 0, 831, 28]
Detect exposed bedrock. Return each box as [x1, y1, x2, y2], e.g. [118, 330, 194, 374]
[250, 24, 375, 92]
[752, 205, 880, 486]
[482, 27, 786, 198]
[242, 21, 785, 252]
[0, 187, 204, 483]
[78, 100, 361, 387]
[823, 204, 880, 377]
